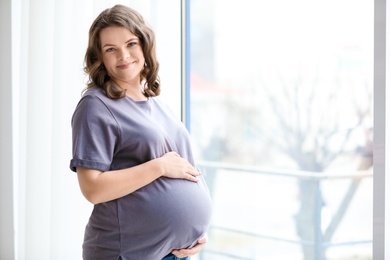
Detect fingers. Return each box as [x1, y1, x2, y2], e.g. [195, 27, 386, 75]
[171, 249, 191, 259]
[197, 233, 208, 244]
[185, 169, 201, 182]
[171, 234, 208, 258]
[171, 247, 200, 258]
[160, 151, 202, 181]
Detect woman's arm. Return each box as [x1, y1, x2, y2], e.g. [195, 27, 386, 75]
[76, 151, 200, 204]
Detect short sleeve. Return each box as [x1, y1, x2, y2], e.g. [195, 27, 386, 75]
[69, 94, 119, 172]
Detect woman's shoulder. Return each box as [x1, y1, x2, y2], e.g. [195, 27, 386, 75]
[72, 88, 119, 126]
[82, 87, 107, 100]
[79, 87, 120, 108]
[152, 96, 177, 109]
[150, 96, 170, 109]
[73, 87, 116, 117]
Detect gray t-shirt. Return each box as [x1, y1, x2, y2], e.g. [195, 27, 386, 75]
[70, 87, 213, 260]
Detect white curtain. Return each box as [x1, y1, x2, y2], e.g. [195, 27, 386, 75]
[14, 0, 96, 259]
[2, 0, 182, 259]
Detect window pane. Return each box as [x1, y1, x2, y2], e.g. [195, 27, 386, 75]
[189, 1, 373, 259]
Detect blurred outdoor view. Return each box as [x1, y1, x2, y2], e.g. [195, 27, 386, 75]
[188, 0, 373, 259]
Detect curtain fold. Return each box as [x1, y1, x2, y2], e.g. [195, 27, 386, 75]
[25, 1, 55, 258]
[17, 0, 94, 259]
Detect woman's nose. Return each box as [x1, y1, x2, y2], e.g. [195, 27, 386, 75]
[118, 48, 130, 61]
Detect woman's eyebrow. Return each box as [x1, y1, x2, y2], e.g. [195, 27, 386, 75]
[102, 43, 115, 48]
[126, 37, 139, 43]
[102, 37, 139, 48]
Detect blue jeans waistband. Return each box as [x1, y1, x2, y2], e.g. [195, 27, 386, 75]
[162, 253, 189, 260]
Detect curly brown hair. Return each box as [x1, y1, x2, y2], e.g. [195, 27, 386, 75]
[84, 4, 160, 99]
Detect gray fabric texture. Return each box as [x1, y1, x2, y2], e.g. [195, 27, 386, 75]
[70, 87, 213, 260]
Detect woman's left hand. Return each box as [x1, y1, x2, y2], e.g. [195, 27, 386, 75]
[171, 234, 208, 258]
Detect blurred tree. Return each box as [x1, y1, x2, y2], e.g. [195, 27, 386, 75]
[258, 77, 372, 259]
[193, 73, 372, 259]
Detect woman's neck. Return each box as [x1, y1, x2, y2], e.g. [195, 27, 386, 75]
[125, 88, 147, 101]
[114, 79, 147, 101]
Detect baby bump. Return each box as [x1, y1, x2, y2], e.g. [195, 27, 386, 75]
[118, 176, 213, 250]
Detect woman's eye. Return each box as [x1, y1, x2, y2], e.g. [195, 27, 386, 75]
[127, 42, 137, 47]
[105, 48, 115, 52]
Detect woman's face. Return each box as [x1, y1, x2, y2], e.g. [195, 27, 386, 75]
[99, 26, 145, 87]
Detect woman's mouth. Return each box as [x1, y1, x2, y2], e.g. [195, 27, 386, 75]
[117, 62, 133, 69]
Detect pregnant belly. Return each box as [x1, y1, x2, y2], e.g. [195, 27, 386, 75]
[116, 176, 213, 257]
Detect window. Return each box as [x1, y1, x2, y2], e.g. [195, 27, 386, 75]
[188, 0, 373, 259]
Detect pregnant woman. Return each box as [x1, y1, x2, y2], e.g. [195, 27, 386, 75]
[69, 4, 213, 260]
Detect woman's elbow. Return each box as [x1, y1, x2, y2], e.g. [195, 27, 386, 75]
[81, 189, 102, 205]
[76, 168, 104, 204]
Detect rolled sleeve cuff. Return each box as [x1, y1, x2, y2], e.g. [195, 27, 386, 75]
[69, 159, 110, 172]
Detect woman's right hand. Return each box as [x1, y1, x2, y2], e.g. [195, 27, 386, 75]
[76, 152, 200, 204]
[157, 151, 200, 182]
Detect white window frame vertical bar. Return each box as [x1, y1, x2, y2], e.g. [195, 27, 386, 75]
[0, 0, 15, 259]
[385, 0, 390, 257]
[180, 0, 191, 128]
[374, 0, 388, 258]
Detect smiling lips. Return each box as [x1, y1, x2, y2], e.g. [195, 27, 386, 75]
[117, 62, 134, 69]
